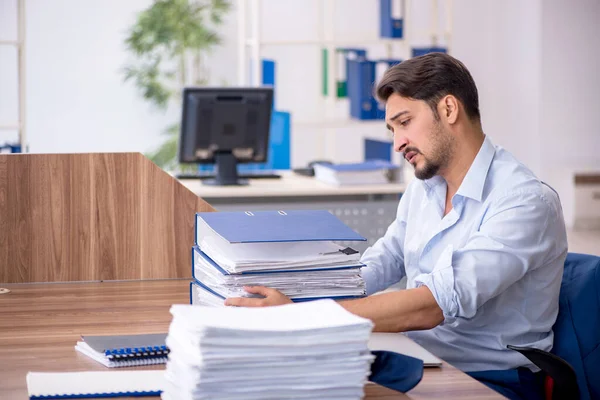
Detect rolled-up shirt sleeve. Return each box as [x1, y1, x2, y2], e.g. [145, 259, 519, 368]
[360, 192, 410, 295]
[414, 190, 565, 323]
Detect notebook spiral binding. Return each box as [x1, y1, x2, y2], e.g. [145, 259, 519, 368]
[105, 345, 170, 361]
[31, 391, 162, 399]
[106, 357, 168, 368]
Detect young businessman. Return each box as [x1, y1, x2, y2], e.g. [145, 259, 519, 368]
[225, 53, 568, 400]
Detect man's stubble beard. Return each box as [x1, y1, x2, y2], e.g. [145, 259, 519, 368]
[414, 122, 454, 181]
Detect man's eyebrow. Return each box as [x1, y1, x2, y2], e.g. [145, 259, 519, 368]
[388, 110, 410, 121]
[386, 110, 410, 131]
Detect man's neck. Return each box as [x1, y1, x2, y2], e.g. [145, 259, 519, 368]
[442, 131, 485, 197]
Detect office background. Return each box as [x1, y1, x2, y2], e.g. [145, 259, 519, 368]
[1, 4, 599, 397]
[0, 0, 599, 237]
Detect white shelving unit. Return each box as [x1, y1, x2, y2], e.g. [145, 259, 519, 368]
[237, 0, 451, 166]
[0, 0, 27, 152]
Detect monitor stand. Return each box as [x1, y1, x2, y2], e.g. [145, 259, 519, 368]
[202, 152, 248, 186]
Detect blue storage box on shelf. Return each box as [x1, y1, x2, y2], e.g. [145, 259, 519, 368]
[334, 48, 367, 98]
[347, 58, 402, 120]
[364, 138, 393, 163]
[380, 0, 404, 38]
[0, 143, 22, 153]
[347, 58, 377, 120]
[262, 58, 276, 107]
[412, 47, 447, 57]
[374, 59, 403, 119]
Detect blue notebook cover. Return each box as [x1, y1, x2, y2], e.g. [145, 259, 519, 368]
[196, 210, 366, 244]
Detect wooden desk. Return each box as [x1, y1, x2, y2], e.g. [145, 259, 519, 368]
[0, 281, 502, 399]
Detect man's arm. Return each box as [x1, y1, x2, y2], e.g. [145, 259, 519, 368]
[346, 188, 566, 331]
[227, 188, 566, 334]
[414, 189, 567, 324]
[224, 285, 444, 332]
[359, 184, 414, 294]
[359, 215, 407, 295]
[339, 286, 444, 332]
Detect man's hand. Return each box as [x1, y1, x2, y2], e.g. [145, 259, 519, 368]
[224, 286, 293, 307]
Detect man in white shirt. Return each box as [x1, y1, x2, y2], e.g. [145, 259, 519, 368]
[226, 53, 567, 400]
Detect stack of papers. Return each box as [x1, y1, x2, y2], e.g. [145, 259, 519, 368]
[199, 237, 363, 273]
[190, 211, 367, 305]
[162, 300, 375, 400]
[192, 245, 365, 301]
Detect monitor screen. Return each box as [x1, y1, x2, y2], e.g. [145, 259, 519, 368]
[179, 87, 273, 165]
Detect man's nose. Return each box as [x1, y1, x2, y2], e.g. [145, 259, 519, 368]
[394, 134, 408, 153]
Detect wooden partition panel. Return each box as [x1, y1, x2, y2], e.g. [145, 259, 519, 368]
[0, 153, 214, 283]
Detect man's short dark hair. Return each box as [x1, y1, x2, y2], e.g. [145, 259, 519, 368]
[376, 52, 481, 121]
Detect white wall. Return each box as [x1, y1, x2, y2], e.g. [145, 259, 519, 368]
[0, 0, 20, 144]
[539, 0, 600, 227]
[451, 0, 543, 176]
[0, 0, 238, 154]
[452, 0, 600, 227]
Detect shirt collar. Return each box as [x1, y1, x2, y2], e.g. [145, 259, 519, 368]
[455, 135, 495, 202]
[421, 135, 495, 203]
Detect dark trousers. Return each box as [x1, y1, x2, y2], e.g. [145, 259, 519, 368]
[467, 368, 546, 400]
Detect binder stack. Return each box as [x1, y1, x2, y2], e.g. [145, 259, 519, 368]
[162, 300, 375, 400]
[189, 210, 368, 306]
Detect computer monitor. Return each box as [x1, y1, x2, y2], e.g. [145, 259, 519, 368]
[179, 87, 274, 186]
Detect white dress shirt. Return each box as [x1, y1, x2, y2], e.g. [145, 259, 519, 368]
[360, 135, 568, 372]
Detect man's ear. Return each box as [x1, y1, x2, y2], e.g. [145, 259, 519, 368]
[439, 95, 459, 124]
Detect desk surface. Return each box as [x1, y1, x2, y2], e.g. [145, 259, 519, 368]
[178, 170, 407, 199]
[0, 280, 502, 400]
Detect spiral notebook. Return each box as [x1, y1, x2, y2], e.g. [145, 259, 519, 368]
[75, 333, 168, 368]
[27, 370, 165, 399]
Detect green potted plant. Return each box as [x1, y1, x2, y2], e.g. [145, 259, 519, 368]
[122, 0, 230, 172]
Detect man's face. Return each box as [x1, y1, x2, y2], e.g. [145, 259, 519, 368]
[385, 93, 454, 180]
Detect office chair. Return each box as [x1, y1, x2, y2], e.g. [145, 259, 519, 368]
[508, 252, 600, 400]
